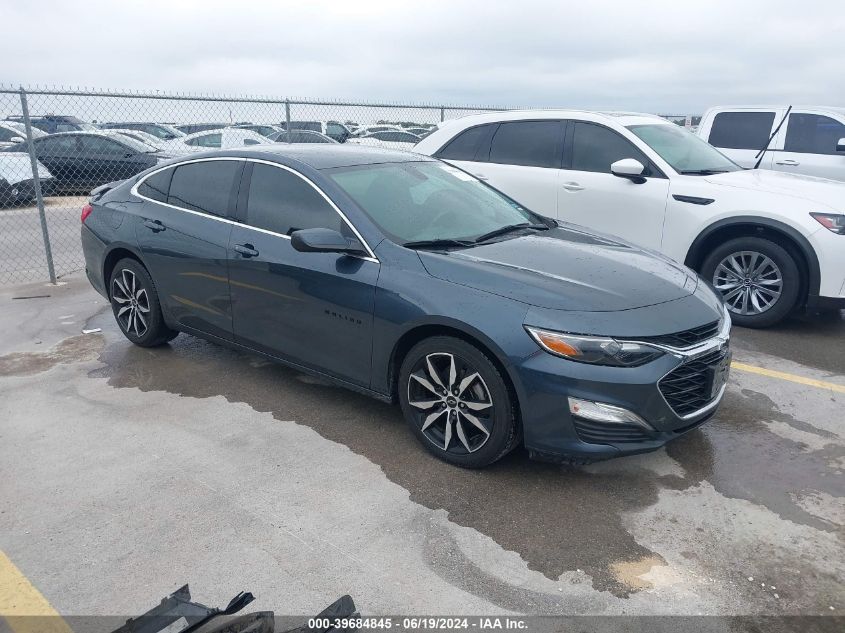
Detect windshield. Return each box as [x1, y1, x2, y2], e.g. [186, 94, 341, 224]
[327, 161, 542, 244]
[627, 123, 741, 174]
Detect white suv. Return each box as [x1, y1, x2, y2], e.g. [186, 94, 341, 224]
[414, 110, 845, 327]
[697, 106, 845, 181]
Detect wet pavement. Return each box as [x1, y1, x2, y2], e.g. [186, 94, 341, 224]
[0, 274, 842, 618]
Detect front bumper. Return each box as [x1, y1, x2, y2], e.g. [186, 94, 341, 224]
[515, 317, 731, 462]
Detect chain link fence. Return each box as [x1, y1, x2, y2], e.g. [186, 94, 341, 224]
[0, 85, 698, 286]
[0, 85, 512, 285]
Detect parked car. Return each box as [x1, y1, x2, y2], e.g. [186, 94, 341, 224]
[234, 124, 285, 138]
[81, 145, 730, 468]
[100, 122, 185, 140]
[347, 130, 421, 150]
[353, 124, 404, 137]
[174, 123, 230, 135]
[406, 127, 433, 138]
[6, 114, 97, 134]
[0, 153, 53, 205]
[414, 110, 845, 327]
[3, 131, 165, 194]
[697, 105, 845, 181]
[268, 130, 338, 144]
[284, 121, 352, 143]
[163, 128, 271, 152]
[108, 128, 171, 150]
[0, 121, 47, 148]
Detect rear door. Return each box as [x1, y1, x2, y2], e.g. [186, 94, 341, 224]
[227, 161, 378, 386]
[77, 135, 153, 186]
[771, 111, 845, 181]
[436, 120, 563, 217]
[134, 159, 242, 340]
[557, 121, 670, 251]
[703, 109, 782, 169]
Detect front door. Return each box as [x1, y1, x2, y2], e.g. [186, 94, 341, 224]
[556, 121, 670, 251]
[772, 111, 845, 181]
[228, 162, 378, 386]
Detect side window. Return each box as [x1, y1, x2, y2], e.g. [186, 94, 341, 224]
[243, 138, 262, 146]
[79, 136, 127, 155]
[187, 133, 222, 148]
[246, 163, 343, 236]
[138, 168, 174, 203]
[435, 124, 497, 161]
[489, 121, 560, 168]
[784, 114, 845, 155]
[708, 111, 775, 150]
[327, 122, 345, 136]
[167, 160, 241, 216]
[570, 122, 651, 174]
[0, 128, 15, 142]
[37, 136, 78, 154]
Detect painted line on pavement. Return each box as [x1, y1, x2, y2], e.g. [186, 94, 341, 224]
[731, 361, 845, 394]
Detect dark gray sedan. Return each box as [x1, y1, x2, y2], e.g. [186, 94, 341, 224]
[80, 145, 730, 468]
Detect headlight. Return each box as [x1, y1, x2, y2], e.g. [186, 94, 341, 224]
[810, 212, 845, 235]
[525, 326, 664, 367]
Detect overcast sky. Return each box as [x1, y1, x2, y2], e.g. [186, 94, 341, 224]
[3, 0, 844, 113]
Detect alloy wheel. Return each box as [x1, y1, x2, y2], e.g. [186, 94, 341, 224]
[112, 268, 150, 336]
[407, 352, 493, 454]
[712, 250, 783, 316]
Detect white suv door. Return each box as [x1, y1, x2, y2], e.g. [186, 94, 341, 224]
[556, 121, 670, 251]
[435, 120, 564, 218]
[771, 110, 845, 181]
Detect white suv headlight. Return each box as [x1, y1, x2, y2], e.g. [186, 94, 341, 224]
[810, 212, 845, 235]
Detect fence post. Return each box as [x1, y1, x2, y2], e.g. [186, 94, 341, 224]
[285, 99, 292, 143]
[440, 106, 445, 122]
[19, 87, 56, 285]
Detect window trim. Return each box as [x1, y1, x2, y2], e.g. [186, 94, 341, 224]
[130, 157, 379, 263]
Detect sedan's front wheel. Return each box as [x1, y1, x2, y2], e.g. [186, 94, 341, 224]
[109, 258, 177, 347]
[399, 336, 519, 468]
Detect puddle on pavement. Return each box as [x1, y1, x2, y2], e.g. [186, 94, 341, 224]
[87, 321, 843, 598]
[0, 334, 103, 376]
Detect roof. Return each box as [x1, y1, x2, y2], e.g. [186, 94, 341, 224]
[243, 143, 435, 169]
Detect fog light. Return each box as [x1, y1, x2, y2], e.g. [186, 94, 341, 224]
[568, 397, 652, 429]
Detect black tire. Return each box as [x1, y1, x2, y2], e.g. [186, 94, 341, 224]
[700, 236, 800, 328]
[398, 336, 519, 468]
[109, 258, 178, 347]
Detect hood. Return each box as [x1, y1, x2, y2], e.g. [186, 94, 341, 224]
[417, 226, 698, 312]
[702, 169, 845, 210]
[0, 153, 51, 183]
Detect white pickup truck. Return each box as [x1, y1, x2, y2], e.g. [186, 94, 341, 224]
[697, 106, 845, 181]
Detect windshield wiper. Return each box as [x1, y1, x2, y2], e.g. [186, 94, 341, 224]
[754, 105, 791, 169]
[403, 238, 476, 250]
[473, 222, 549, 243]
[678, 169, 731, 175]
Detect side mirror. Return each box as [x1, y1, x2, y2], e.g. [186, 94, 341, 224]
[10, 136, 24, 143]
[610, 158, 647, 184]
[291, 228, 366, 256]
[836, 138, 845, 153]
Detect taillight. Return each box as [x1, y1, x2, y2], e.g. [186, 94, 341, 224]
[81, 203, 93, 223]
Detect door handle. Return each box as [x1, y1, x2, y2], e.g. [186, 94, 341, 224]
[775, 159, 800, 166]
[234, 243, 259, 258]
[561, 181, 584, 192]
[473, 173, 489, 181]
[143, 218, 164, 232]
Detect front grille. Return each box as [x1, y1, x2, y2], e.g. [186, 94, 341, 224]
[637, 320, 721, 349]
[573, 418, 654, 444]
[659, 348, 728, 417]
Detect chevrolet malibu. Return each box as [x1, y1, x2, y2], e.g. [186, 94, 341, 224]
[81, 145, 730, 468]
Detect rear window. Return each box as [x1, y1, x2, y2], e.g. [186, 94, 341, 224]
[488, 121, 560, 168]
[167, 160, 241, 217]
[708, 111, 775, 150]
[138, 168, 173, 203]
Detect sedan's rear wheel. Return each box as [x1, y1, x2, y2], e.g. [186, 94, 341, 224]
[399, 336, 518, 468]
[700, 237, 800, 328]
[109, 258, 177, 347]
